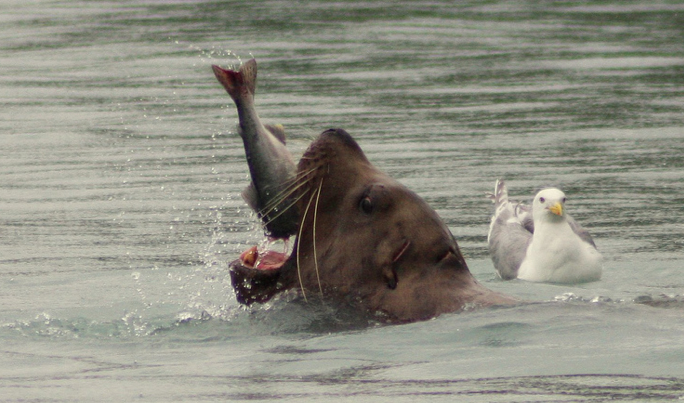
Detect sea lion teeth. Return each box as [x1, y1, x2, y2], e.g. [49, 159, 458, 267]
[239, 246, 258, 268]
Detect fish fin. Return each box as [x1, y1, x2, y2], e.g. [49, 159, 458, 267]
[211, 58, 257, 102]
[238, 58, 257, 96]
[212, 65, 241, 101]
[241, 182, 259, 212]
[264, 124, 287, 145]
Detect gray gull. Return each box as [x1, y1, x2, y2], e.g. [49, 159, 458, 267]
[487, 180, 602, 284]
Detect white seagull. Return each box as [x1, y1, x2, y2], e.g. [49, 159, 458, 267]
[487, 180, 602, 283]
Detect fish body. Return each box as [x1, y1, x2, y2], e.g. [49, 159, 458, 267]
[212, 59, 299, 238]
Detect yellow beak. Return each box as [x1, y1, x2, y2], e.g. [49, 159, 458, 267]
[548, 202, 563, 216]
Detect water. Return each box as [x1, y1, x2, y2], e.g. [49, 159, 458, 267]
[1, 0, 683, 401]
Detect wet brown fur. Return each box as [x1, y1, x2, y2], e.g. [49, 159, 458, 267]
[230, 128, 516, 322]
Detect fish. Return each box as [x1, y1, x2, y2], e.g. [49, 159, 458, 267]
[212, 59, 299, 239]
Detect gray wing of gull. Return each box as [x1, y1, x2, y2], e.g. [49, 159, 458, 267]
[515, 203, 534, 233]
[566, 214, 597, 248]
[488, 202, 532, 280]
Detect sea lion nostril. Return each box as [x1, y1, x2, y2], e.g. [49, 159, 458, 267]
[386, 269, 398, 290]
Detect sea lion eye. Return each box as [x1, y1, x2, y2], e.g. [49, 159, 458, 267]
[359, 196, 373, 214]
[539, 197, 545, 203]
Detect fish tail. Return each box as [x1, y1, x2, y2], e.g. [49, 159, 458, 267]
[212, 58, 257, 103]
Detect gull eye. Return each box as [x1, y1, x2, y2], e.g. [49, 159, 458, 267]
[562, 197, 567, 203]
[539, 197, 545, 203]
[359, 196, 373, 214]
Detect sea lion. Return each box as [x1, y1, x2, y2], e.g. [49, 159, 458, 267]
[230, 128, 516, 322]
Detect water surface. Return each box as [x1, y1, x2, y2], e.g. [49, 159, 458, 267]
[1, 0, 684, 401]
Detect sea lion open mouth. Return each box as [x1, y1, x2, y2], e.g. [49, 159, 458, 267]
[229, 128, 516, 322]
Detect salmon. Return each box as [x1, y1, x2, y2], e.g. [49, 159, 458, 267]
[212, 59, 299, 238]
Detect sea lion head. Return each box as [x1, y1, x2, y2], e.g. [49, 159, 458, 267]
[230, 128, 514, 322]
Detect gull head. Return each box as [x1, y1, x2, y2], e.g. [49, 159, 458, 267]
[532, 188, 567, 222]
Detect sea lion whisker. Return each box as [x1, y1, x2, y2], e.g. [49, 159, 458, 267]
[257, 181, 299, 214]
[261, 191, 306, 227]
[289, 164, 323, 187]
[256, 179, 308, 220]
[257, 166, 320, 217]
[257, 183, 310, 228]
[296, 178, 322, 303]
[312, 176, 324, 295]
[295, 229, 307, 302]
